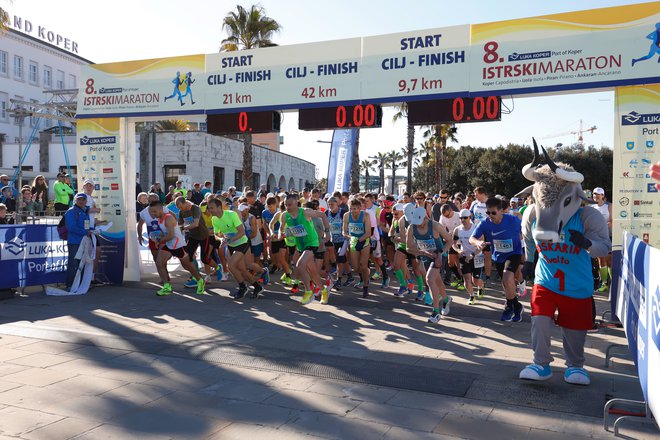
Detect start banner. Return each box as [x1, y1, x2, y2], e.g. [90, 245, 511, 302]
[0, 225, 67, 288]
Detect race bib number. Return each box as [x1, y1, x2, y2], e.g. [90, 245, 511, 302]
[493, 239, 513, 253]
[330, 222, 342, 235]
[184, 216, 194, 226]
[149, 231, 163, 242]
[287, 224, 307, 237]
[348, 223, 364, 235]
[473, 253, 485, 268]
[416, 238, 437, 252]
[225, 232, 236, 240]
[147, 220, 160, 233]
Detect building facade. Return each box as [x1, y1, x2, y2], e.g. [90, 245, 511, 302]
[139, 131, 315, 193]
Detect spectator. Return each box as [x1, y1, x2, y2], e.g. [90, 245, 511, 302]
[19, 188, 36, 221]
[64, 193, 93, 289]
[54, 172, 74, 214]
[136, 173, 143, 195]
[1, 186, 16, 213]
[173, 180, 187, 199]
[165, 185, 176, 204]
[0, 174, 17, 197]
[189, 183, 204, 204]
[150, 182, 167, 203]
[227, 186, 237, 199]
[0, 203, 15, 224]
[136, 192, 149, 222]
[201, 181, 213, 198]
[31, 175, 49, 213]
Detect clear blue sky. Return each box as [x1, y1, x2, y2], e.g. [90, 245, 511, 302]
[3, 0, 647, 177]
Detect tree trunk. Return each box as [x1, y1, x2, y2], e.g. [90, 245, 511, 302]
[350, 132, 360, 194]
[406, 124, 414, 194]
[364, 171, 369, 191]
[391, 167, 396, 194]
[440, 138, 447, 190]
[242, 133, 253, 189]
[434, 141, 440, 192]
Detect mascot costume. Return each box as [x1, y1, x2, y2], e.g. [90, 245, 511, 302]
[518, 139, 611, 385]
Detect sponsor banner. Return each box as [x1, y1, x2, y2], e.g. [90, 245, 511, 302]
[326, 129, 358, 193]
[77, 55, 206, 117]
[616, 231, 660, 419]
[612, 84, 660, 251]
[470, 4, 660, 95]
[0, 225, 67, 288]
[76, 119, 126, 284]
[361, 25, 470, 102]
[204, 39, 362, 112]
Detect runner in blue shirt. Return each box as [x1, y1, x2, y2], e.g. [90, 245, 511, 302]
[470, 197, 524, 322]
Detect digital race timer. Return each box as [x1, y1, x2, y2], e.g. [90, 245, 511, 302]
[206, 111, 281, 135]
[407, 96, 501, 125]
[298, 104, 383, 131]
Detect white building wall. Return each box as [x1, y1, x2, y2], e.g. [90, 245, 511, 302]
[0, 28, 91, 142]
[149, 131, 315, 192]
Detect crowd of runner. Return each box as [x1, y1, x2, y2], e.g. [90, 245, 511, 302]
[136, 181, 613, 324]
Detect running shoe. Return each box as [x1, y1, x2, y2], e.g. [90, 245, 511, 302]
[467, 296, 476, 305]
[320, 287, 329, 305]
[344, 276, 355, 287]
[407, 281, 414, 295]
[597, 283, 609, 293]
[424, 291, 433, 306]
[251, 283, 263, 298]
[564, 367, 591, 385]
[516, 281, 527, 298]
[328, 266, 337, 275]
[183, 279, 197, 288]
[354, 281, 364, 289]
[314, 288, 321, 301]
[221, 272, 230, 281]
[291, 283, 300, 294]
[216, 268, 224, 281]
[428, 312, 441, 324]
[457, 282, 465, 291]
[519, 364, 552, 381]
[156, 283, 172, 296]
[232, 286, 246, 299]
[450, 280, 461, 288]
[395, 286, 406, 297]
[371, 272, 382, 281]
[261, 267, 270, 285]
[196, 278, 205, 295]
[501, 305, 515, 322]
[443, 278, 451, 286]
[441, 295, 452, 316]
[282, 275, 292, 286]
[477, 287, 484, 299]
[415, 290, 424, 302]
[381, 277, 390, 288]
[512, 302, 524, 322]
[280, 273, 288, 282]
[301, 290, 314, 305]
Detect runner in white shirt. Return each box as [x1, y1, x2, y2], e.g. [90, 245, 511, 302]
[470, 186, 492, 281]
[138, 193, 170, 261]
[453, 209, 485, 305]
[439, 203, 463, 288]
[363, 194, 389, 288]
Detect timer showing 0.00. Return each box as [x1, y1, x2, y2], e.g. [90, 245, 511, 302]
[299, 104, 383, 131]
[407, 97, 501, 125]
[206, 111, 281, 135]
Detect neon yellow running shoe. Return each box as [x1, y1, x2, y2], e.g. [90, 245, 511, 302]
[320, 287, 329, 305]
[597, 283, 608, 293]
[301, 290, 314, 305]
[196, 278, 206, 295]
[157, 283, 172, 296]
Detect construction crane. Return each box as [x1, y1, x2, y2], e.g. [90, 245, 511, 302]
[540, 119, 597, 147]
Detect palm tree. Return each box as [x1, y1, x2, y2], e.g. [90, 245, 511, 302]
[393, 103, 415, 193]
[422, 124, 458, 191]
[221, 5, 281, 188]
[359, 159, 375, 192]
[369, 152, 388, 194]
[418, 140, 436, 190]
[155, 120, 190, 131]
[0, 7, 8, 31]
[386, 150, 403, 194]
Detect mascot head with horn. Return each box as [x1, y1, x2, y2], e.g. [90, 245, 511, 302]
[520, 138, 593, 243]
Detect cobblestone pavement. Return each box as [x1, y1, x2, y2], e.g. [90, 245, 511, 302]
[0, 274, 656, 439]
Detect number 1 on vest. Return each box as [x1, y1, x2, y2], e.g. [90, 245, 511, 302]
[553, 269, 565, 292]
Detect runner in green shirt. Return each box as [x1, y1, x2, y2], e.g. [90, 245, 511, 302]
[207, 197, 263, 299]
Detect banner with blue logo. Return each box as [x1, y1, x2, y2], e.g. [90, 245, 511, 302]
[617, 231, 660, 419]
[77, 118, 126, 284]
[326, 128, 358, 194]
[0, 225, 67, 288]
